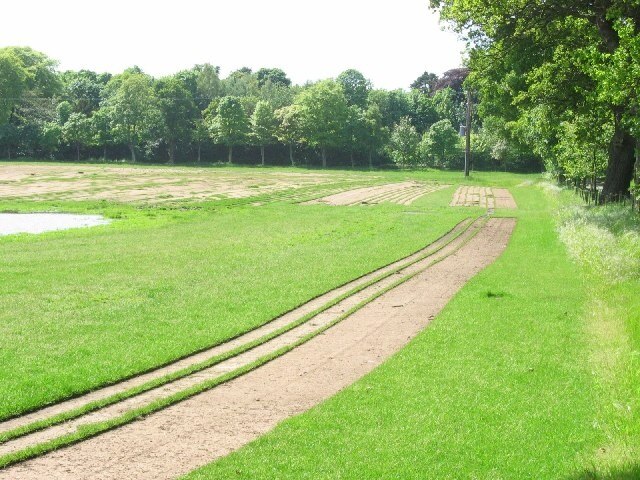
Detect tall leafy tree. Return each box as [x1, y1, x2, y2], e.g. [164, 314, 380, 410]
[155, 76, 197, 164]
[388, 117, 421, 168]
[431, 0, 640, 199]
[362, 103, 388, 168]
[421, 119, 460, 167]
[208, 96, 249, 163]
[295, 80, 349, 167]
[256, 68, 291, 88]
[275, 104, 302, 166]
[195, 64, 223, 110]
[251, 101, 278, 166]
[411, 71, 439, 94]
[337, 69, 370, 108]
[90, 107, 113, 160]
[0, 50, 28, 125]
[103, 73, 161, 162]
[62, 112, 91, 161]
[60, 70, 108, 116]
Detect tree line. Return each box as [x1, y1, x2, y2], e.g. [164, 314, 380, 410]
[430, 0, 640, 200]
[0, 46, 542, 170]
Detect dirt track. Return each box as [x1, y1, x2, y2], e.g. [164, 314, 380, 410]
[1, 218, 515, 480]
[308, 181, 449, 206]
[450, 186, 517, 209]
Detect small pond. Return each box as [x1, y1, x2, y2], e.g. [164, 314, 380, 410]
[0, 213, 110, 236]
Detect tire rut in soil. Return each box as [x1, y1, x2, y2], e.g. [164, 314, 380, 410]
[0, 217, 482, 463]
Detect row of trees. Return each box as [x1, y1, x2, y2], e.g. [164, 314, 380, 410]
[430, 0, 640, 199]
[1, 46, 539, 170]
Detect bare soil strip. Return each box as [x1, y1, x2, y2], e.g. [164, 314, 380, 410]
[307, 181, 450, 206]
[0, 165, 375, 204]
[450, 186, 517, 209]
[0, 219, 475, 445]
[0, 218, 515, 479]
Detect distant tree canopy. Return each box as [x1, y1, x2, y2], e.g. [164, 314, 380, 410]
[1, 45, 540, 171]
[430, 0, 640, 199]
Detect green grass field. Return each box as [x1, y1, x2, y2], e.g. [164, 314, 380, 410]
[185, 184, 640, 479]
[1, 165, 488, 420]
[2, 163, 637, 478]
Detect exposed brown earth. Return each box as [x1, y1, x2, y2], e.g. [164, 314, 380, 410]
[0, 164, 375, 204]
[0, 218, 515, 480]
[450, 186, 517, 209]
[307, 181, 450, 206]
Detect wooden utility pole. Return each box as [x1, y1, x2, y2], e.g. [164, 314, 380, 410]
[464, 90, 471, 177]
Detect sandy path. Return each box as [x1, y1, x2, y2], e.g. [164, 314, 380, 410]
[1, 218, 515, 480]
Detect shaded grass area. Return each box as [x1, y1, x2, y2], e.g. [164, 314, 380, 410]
[185, 187, 612, 479]
[0, 176, 471, 420]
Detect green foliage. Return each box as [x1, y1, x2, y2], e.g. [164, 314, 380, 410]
[155, 76, 197, 163]
[295, 80, 349, 166]
[256, 68, 291, 88]
[208, 96, 249, 163]
[61, 112, 92, 159]
[251, 101, 278, 165]
[193, 64, 222, 110]
[60, 69, 109, 116]
[2, 46, 61, 97]
[410, 71, 438, 94]
[368, 89, 412, 129]
[431, 87, 463, 130]
[336, 69, 370, 108]
[431, 0, 640, 195]
[56, 101, 73, 125]
[421, 119, 460, 167]
[408, 90, 438, 133]
[103, 72, 162, 161]
[388, 117, 421, 168]
[0, 50, 28, 125]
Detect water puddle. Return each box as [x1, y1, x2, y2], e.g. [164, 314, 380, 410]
[0, 213, 110, 236]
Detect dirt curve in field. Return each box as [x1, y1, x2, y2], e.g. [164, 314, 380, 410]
[0, 218, 475, 453]
[0, 164, 375, 203]
[450, 186, 517, 209]
[1, 217, 516, 480]
[307, 181, 450, 206]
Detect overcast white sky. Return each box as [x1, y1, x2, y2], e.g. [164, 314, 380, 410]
[1, 0, 465, 90]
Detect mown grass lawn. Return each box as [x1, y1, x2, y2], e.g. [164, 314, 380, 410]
[0, 166, 485, 420]
[185, 185, 639, 479]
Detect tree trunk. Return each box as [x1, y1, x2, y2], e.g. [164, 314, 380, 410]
[261, 145, 265, 166]
[76, 143, 80, 162]
[350, 151, 354, 169]
[7, 146, 11, 160]
[289, 144, 294, 166]
[103, 145, 107, 161]
[228, 145, 233, 164]
[129, 144, 136, 163]
[369, 150, 373, 170]
[602, 119, 635, 201]
[197, 144, 201, 163]
[168, 140, 176, 165]
[321, 147, 327, 168]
